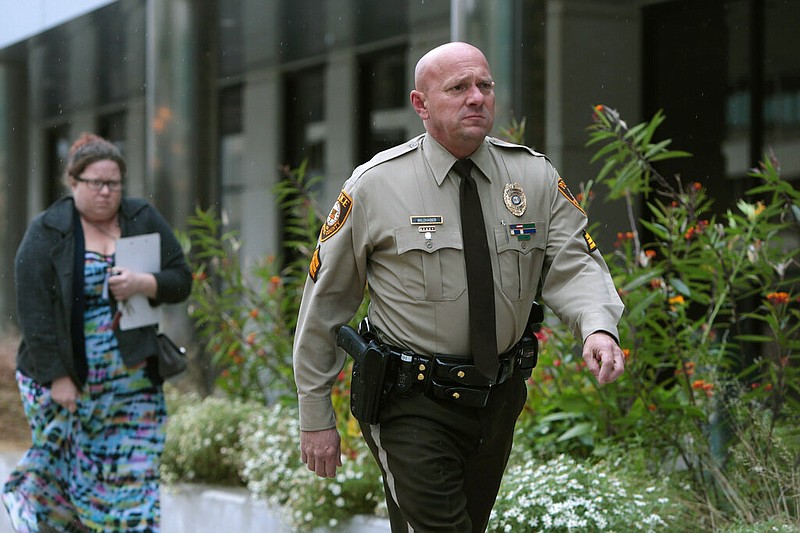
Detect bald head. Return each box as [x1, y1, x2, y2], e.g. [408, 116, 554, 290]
[410, 42, 495, 158]
[414, 42, 489, 93]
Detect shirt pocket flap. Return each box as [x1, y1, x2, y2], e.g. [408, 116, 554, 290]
[494, 220, 547, 254]
[396, 225, 462, 255]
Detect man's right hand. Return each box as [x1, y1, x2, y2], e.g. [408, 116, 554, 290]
[300, 428, 342, 478]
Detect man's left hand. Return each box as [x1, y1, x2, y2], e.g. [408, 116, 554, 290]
[582, 332, 625, 384]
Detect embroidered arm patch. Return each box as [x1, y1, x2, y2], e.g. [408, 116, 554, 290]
[320, 190, 353, 242]
[558, 177, 586, 215]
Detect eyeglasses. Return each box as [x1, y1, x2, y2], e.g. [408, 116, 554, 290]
[76, 176, 124, 192]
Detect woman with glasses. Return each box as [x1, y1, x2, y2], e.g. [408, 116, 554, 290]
[2, 133, 192, 532]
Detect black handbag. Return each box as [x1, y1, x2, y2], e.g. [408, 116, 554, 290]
[156, 332, 187, 380]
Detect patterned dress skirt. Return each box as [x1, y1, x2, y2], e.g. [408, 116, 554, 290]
[2, 252, 167, 532]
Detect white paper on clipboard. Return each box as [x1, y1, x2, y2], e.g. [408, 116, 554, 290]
[115, 233, 161, 330]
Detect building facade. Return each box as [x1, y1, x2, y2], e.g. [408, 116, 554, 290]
[0, 0, 797, 332]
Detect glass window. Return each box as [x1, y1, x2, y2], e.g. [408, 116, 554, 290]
[644, 0, 800, 189]
[219, 0, 244, 79]
[42, 29, 70, 118]
[45, 124, 71, 203]
[356, 0, 408, 45]
[283, 68, 325, 173]
[219, 85, 245, 234]
[280, 0, 327, 62]
[98, 111, 127, 149]
[358, 48, 407, 162]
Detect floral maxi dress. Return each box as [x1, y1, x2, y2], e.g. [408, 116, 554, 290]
[2, 251, 167, 532]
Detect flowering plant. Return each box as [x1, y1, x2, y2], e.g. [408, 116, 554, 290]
[516, 106, 800, 527]
[487, 449, 682, 532]
[184, 162, 326, 402]
[237, 402, 385, 532]
[160, 392, 264, 485]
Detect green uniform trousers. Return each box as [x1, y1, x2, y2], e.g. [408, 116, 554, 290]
[360, 372, 528, 532]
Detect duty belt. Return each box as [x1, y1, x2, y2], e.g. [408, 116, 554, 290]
[383, 339, 537, 409]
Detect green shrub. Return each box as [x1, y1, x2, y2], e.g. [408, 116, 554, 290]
[237, 403, 385, 532]
[160, 393, 262, 485]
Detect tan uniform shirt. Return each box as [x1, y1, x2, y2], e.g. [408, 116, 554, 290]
[294, 133, 624, 431]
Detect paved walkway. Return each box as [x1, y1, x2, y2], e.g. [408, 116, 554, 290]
[1, 451, 389, 532]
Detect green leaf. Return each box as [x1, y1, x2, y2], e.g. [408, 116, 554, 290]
[621, 270, 663, 292]
[557, 422, 595, 442]
[670, 278, 692, 297]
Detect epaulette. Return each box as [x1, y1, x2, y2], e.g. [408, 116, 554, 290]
[487, 136, 546, 158]
[351, 134, 425, 180]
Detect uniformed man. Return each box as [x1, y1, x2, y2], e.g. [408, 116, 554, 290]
[293, 42, 625, 532]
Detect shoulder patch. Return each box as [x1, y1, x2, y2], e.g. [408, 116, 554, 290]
[320, 190, 353, 242]
[558, 177, 586, 215]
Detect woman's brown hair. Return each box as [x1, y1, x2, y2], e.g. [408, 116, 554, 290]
[64, 132, 127, 184]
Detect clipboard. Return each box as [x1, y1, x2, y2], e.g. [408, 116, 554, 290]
[115, 233, 161, 330]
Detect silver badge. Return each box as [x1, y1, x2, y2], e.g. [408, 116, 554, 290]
[503, 183, 527, 217]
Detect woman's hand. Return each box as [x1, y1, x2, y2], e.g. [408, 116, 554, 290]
[51, 376, 79, 413]
[108, 267, 157, 301]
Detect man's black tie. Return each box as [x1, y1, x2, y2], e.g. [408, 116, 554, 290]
[454, 159, 498, 380]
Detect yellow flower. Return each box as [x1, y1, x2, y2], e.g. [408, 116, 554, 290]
[668, 295, 685, 306]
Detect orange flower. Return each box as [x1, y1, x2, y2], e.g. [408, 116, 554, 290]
[766, 292, 790, 305]
[678, 361, 696, 376]
[594, 104, 604, 112]
[622, 348, 630, 359]
[249, 308, 260, 318]
[647, 403, 657, 412]
[668, 295, 686, 306]
[268, 275, 282, 294]
[246, 332, 257, 345]
[763, 383, 773, 391]
[684, 220, 709, 241]
[614, 231, 635, 248]
[644, 250, 656, 259]
[692, 379, 705, 389]
[689, 182, 702, 192]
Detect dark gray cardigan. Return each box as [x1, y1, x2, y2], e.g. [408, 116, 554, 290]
[14, 195, 192, 387]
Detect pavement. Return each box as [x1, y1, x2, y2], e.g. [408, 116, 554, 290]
[0, 450, 389, 533]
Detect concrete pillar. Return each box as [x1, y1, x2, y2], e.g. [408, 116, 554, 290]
[240, 70, 282, 262]
[545, 0, 641, 247]
[323, 51, 357, 206]
[0, 62, 28, 332]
